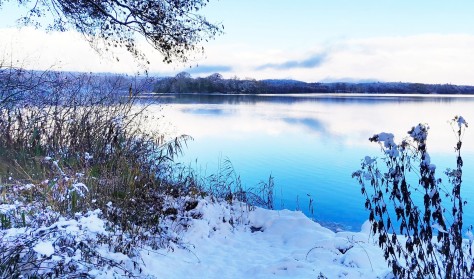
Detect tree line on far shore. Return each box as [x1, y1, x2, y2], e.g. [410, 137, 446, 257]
[153, 72, 474, 94]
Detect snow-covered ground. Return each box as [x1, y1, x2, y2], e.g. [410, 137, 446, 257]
[141, 199, 391, 279]
[1, 198, 393, 278]
[142, 200, 390, 278]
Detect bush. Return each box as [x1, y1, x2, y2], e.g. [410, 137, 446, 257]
[353, 116, 473, 278]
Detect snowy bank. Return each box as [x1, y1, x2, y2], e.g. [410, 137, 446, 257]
[1, 197, 392, 278]
[140, 199, 391, 279]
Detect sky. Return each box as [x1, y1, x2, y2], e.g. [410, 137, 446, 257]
[1, 0, 474, 84]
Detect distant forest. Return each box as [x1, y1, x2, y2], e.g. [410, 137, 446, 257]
[153, 72, 474, 94]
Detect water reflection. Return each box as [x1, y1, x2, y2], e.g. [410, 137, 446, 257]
[150, 92, 474, 106]
[181, 107, 230, 116]
[147, 93, 474, 231]
[282, 117, 327, 134]
[155, 96, 474, 153]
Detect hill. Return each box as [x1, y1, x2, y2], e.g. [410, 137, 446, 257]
[152, 73, 474, 94]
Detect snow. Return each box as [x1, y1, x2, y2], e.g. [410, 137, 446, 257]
[376, 132, 395, 148]
[71, 182, 89, 197]
[372, 132, 399, 158]
[457, 115, 468, 128]
[139, 200, 391, 279]
[2, 197, 394, 278]
[408, 123, 429, 142]
[364, 156, 376, 165]
[85, 152, 94, 161]
[33, 240, 55, 257]
[432, 223, 448, 234]
[467, 230, 474, 242]
[0, 203, 17, 213]
[77, 210, 107, 234]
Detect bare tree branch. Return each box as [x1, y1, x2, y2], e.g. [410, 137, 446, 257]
[6, 0, 223, 64]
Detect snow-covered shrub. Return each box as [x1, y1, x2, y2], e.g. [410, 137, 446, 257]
[0, 175, 210, 278]
[353, 116, 473, 278]
[0, 209, 148, 278]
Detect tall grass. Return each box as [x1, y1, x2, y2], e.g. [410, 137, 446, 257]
[1, 66, 193, 226]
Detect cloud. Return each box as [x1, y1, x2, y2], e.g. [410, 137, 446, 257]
[247, 34, 474, 85]
[187, 65, 232, 75]
[3, 27, 474, 85]
[256, 53, 327, 70]
[318, 34, 474, 85]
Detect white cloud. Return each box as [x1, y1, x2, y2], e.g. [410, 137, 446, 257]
[2, 27, 474, 85]
[206, 34, 474, 85]
[321, 34, 474, 85]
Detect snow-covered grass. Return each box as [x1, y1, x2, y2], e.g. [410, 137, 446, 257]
[1, 194, 393, 278]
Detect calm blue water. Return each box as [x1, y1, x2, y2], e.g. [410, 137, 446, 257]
[149, 93, 474, 231]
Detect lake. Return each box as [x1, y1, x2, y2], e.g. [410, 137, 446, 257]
[148, 93, 474, 232]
